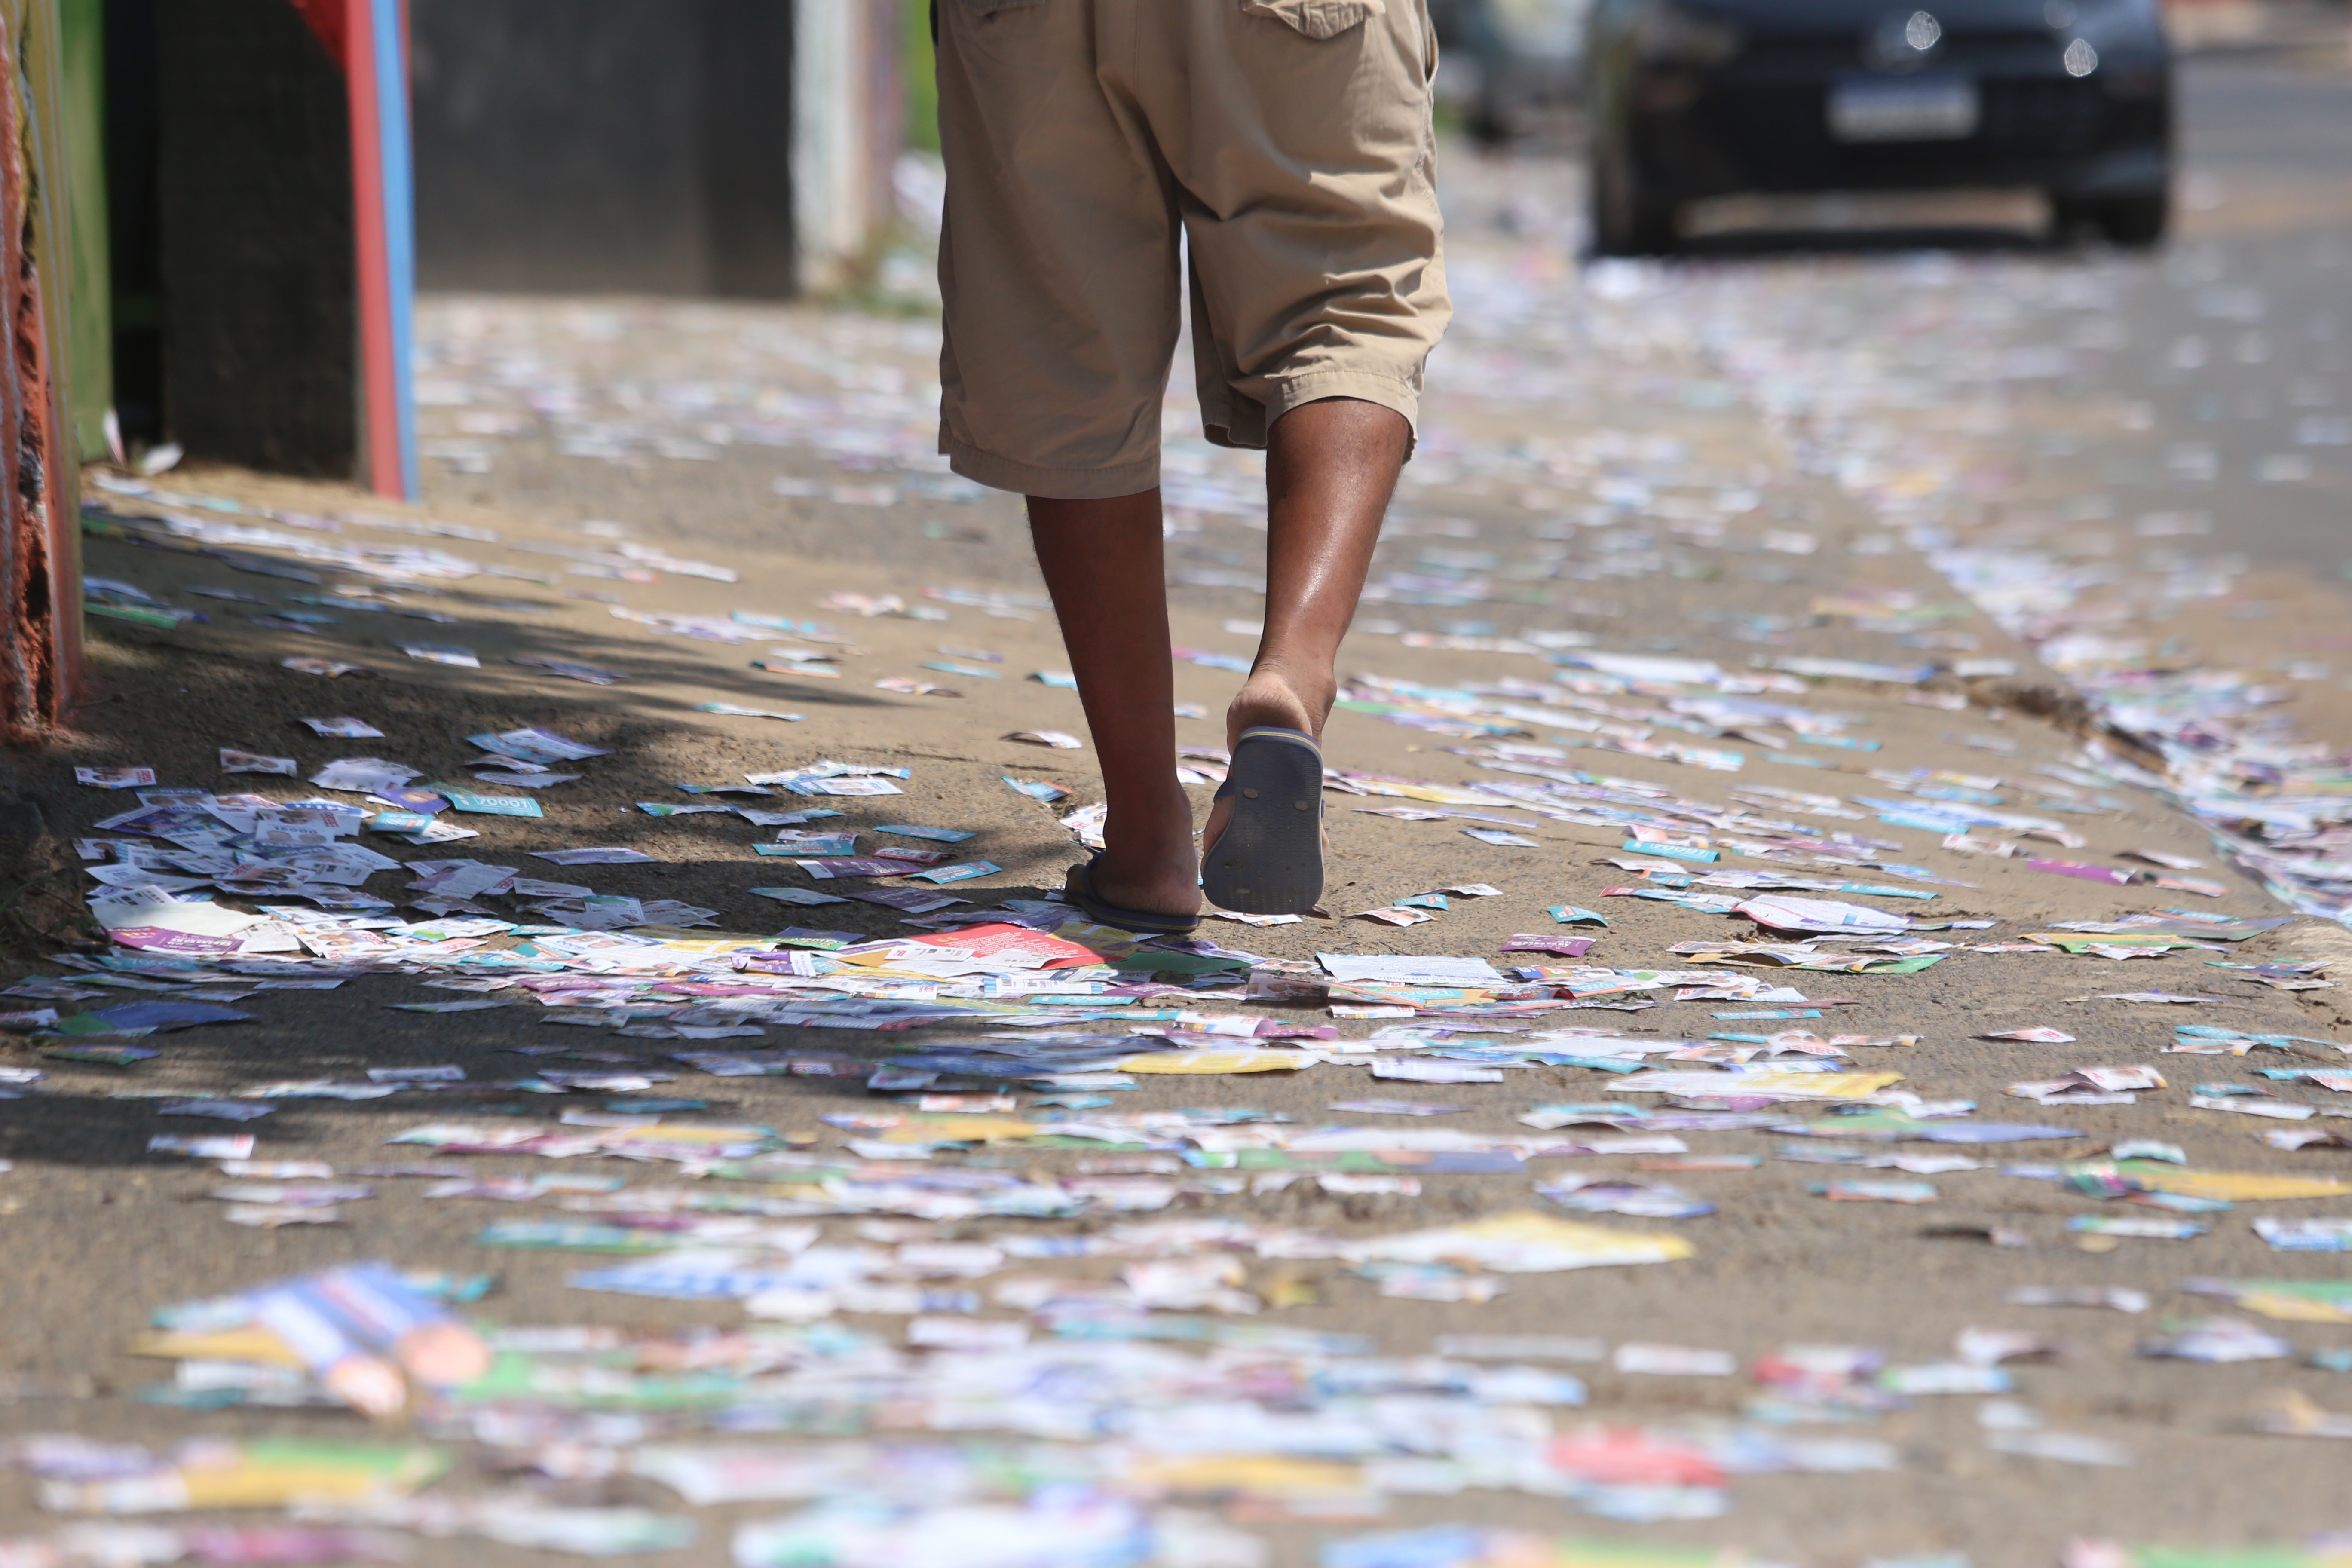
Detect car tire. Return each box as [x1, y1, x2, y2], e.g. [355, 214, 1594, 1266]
[2094, 193, 2169, 248]
[1589, 145, 1677, 257]
[2055, 192, 2169, 249]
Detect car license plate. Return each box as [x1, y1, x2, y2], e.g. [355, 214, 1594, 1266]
[1827, 76, 1980, 142]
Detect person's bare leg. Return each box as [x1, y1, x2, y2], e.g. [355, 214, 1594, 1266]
[1026, 489, 1200, 920]
[1205, 397, 1409, 851]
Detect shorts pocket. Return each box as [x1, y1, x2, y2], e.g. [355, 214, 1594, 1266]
[1240, 0, 1387, 40]
[953, 0, 1045, 12]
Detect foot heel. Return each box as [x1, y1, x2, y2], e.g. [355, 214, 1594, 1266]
[1200, 727, 1323, 915]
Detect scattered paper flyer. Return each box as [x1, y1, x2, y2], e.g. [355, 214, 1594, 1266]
[1118, 1050, 1310, 1075]
[147, 1134, 256, 1160]
[1736, 895, 1910, 935]
[842, 888, 965, 914]
[88, 886, 267, 938]
[1609, 1070, 1904, 1100]
[910, 862, 999, 885]
[792, 777, 903, 798]
[1319, 954, 1507, 988]
[751, 888, 853, 906]
[1372, 1058, 1504, 1084]
[1613, 1343, 1739, 1376]
[397, 643, 481, 668]
[311, 758, 420, 793]
[471, 770, 578, 790]
[469, 727, 611, 764]
[766, 834, 860, 857]
[218, 751, 298, 776]
[696, 703, 805, 720]
[799, 857, 926, 880]
[1345, 1211, 1695, 1272]
[431, 786, 544, 818]
[512, 655, 624, 684]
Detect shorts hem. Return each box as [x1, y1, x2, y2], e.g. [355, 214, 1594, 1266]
[943, 436, 1161, 501]
[1206, 370, 1423, 452]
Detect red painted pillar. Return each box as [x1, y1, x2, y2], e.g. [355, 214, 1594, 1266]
[290, 0, 416, 500]
[0, 6, 70, 735]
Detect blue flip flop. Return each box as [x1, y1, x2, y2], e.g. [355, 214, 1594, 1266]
[1200, 725, 1325, 915]
[1062, 854, 1200, 935]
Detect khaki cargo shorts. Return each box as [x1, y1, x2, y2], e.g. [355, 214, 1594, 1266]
[934, 0, 1452, 499]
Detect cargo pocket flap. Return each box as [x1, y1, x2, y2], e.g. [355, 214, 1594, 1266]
[1241, 0, 1387, 39]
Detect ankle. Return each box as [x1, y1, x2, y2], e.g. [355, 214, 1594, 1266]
[1087, 812, 1203, 913]
[1228, 662, 1332, 746]
[1098, 791, 1200, 861]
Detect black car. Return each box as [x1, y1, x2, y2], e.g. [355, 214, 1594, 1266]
[1582, 0, 2172, 252]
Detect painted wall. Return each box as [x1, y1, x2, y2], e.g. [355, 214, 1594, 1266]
[410, 0, 900, 299]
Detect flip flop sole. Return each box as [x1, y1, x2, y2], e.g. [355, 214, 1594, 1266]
[1063, 861, 1199, 935]
[1200, 729, 1324, 915]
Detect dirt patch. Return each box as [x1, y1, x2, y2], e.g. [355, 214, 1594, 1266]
[0, 805, 102, 958]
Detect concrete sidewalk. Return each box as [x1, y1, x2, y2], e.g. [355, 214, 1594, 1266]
[0, 144, 2349, 1568]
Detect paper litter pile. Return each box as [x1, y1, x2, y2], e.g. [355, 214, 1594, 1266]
[18, 671, 2352, 1565]
[17, 131, 2352, 1568]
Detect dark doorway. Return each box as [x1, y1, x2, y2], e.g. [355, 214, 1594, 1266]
[150, 0, 358, 478]
[410, 0, 796, 297]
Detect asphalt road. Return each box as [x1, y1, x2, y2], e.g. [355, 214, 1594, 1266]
[2122, 53, 2352, 579]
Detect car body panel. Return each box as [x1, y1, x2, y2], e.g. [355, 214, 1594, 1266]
[1584, 0, 2172, 239]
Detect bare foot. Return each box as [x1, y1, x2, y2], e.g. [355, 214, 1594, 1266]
[1226, 657, 1330, 745]
[1202, 661, 1335, 861]
[1084, 793, 1203, 922]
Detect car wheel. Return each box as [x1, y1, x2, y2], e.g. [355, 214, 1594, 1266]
[1590, 144, 1677, 257]
[2054, 192, 2168, 249]
[2094, 193, 2169, 248]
